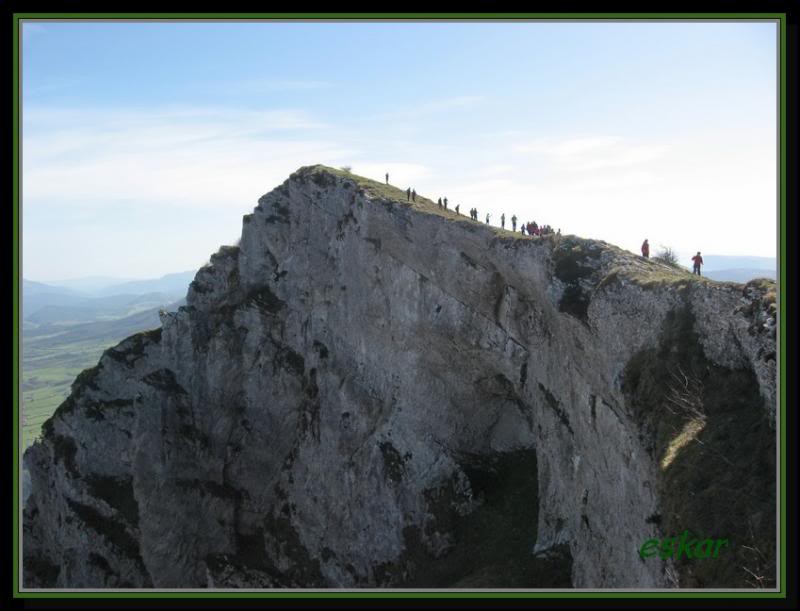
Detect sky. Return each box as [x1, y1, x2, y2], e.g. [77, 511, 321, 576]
[21, 20, 778, 281]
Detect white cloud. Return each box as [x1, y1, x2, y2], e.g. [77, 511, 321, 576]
[21, 105, 777, 280]
[514, 135, 668, 170]
[22, 106, 347, 209]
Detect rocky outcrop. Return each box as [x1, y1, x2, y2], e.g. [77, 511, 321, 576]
[23, 166, 776, 589]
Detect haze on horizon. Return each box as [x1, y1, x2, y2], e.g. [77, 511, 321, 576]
[21, 20, 778, 281]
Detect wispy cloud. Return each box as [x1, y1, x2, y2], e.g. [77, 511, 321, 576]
[514, 135, 670, 171]
[374, 95, 484, 122]
[22, 105, 348, 209]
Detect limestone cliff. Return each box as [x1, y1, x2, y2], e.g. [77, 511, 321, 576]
[23, 165, 777, 589]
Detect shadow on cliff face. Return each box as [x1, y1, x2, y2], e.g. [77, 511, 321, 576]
[623, 303, 775, 588]
[392, 450, 573, 588]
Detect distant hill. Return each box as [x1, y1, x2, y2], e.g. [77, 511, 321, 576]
[704, 268, 776, 283]
[670, 255, 776, 285]
[97, 270, 196, 297]
[22, 286, 185, 324]
[22, 271, 196, 323]
[44, 276, 137, 295]
[698, 255, 776, 273]
[22, 279, 87, 297]
[24, 298, 185, 345]
[23, 280, 94, 320]
[34, 270, 197, 297]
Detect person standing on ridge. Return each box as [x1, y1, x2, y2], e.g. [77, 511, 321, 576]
[412, 189, 417, 202]
[406, 187, 411, 202]
[455, 204, 460, 215]
[691, 251, 704, 276]
[438, 197, 442, 208]
[443, 197, 448, 209]
[511, 215, 517, 231]
[641, 239, 650, 259]
[501, 213, 506, 229]
[386, 172, 389, 184]
[486, 213, 491, 225]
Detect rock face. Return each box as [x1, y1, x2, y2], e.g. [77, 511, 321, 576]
[23, 166, 777, 589]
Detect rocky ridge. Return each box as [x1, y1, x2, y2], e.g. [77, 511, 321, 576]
[23, 165, 777, 589]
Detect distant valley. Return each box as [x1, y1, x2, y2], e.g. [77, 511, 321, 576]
[21, 271, 194, 450]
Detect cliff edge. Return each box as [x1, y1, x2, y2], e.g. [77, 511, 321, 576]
[23, 165, 777, 588]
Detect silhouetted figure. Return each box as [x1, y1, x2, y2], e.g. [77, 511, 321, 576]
[500, 213, 505, 229]
[455, 204, 460, 215]
[386, 173, 389, 184]
[641, 239, 650, 259]
[521, 225, 526, 235]
[444, 197, 448, 210]
[556, 228, 561, 236]
[438, 197, 442, 208]
[511, 215, 517, 231]
[692, 251, 703, 276]
[486, 213, 491, 224]
[406, 187, 411, 202]
[412, 189, 417, 202]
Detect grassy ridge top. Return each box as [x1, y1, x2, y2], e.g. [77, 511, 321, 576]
[296, 165, 773, 293]
[299, 164, 534, 242]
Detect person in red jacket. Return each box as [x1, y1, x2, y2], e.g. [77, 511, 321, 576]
[691, 251, 703, 275]
[641, 239, 650, 258]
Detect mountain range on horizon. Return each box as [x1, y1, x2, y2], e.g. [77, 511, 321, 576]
[24, 253, 776, 306]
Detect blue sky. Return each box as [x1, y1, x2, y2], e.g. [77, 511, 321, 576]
[22, 20, 778, 281]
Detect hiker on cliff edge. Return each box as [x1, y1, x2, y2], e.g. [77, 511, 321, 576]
[386, 172, 389, 184]
[486, 213, 491, 225]
[511, 215, 517, 231]
[443, 197, 448, 210]
[437, 197, 442, 208]
[406, 187, 411, 202]
[691, 251, 704, 276]
[454, 204, 460, 215]
[501, 213, 506, 229]
[412, 189, 417, 202]
[641, 239, 650, 259]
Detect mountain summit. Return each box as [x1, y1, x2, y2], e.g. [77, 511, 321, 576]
[23, 165, 776, 589]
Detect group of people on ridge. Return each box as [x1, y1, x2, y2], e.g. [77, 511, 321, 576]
[394, 175, 561, 238]
[641, 239, 704, 276]
[520, 220, 557, 237]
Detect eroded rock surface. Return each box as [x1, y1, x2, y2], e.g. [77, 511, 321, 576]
[23, 166, 776, 588]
